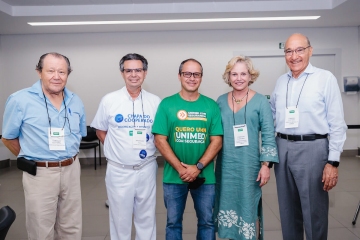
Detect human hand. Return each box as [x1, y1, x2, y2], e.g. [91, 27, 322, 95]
[322, 164, 338, 192]
[179, 162, 200, 182]
[256, 165, 270, 187]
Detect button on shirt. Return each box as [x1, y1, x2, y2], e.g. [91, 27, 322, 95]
[270, 63, 347, 161]
[2, 80, 87, 161]
[91, 87, 161, 165]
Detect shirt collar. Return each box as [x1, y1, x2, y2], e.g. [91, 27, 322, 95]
[122, 86, 143, 101]
[287, 62, 315, 78]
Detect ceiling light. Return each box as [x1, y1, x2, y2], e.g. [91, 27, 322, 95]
[28, 16, 320, 26]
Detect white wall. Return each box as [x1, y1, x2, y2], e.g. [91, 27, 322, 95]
[0, 36, 12, 160]
[0, 27, 359, 160]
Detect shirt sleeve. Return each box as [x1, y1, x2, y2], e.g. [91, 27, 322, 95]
[90, 97, 109, 131]
[151, 100, 169, 137]
[2, 95, 23, 139]
[80, 103, 87, 137]
[259, 96, 279, 163]
[209, 101, 223, 136]
[270, 81, 278, 121]
[324, 74, 347, 161]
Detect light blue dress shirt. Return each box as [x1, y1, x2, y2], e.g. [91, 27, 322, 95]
[270, 63, 347, 161]
[2, 80, 87, 161]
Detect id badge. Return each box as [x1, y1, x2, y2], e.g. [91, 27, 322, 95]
[132, 128, 147, 149]
[285, 106, 299, 128]
[233, 124, 249, 146]
[48, 128, 65, 150]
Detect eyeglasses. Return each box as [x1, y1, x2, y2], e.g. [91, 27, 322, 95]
[181, 72, 202, 78]
[230, 72, 249, 78]
[284, 46, 311, 56]
[123, 68, 144, 74]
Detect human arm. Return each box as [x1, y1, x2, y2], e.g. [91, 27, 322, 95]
[2, 138, 21, 156]
[96, 130, 107, 145]
[180, 135, 223, 181]
[257, 96, 279, 187]
[154, 134, 189, 181]
[325, 74, 347, 161]
[320, 74, 346, 191]
[91, 96, 109, 145]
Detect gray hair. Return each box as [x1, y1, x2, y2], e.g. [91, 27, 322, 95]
[119, 53, 148, 72]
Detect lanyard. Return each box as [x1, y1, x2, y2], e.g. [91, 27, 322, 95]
[132, 90, 146, 128]
[232, 88, 249, 126]
[286, 73, 309, 109]
[43, 90, 70, 135]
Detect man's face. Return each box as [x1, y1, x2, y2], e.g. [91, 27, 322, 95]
[178, 61, 202, 93]
[121, 60, 147, 90]
[285, 34, 313, 78]
[38, 55, 69, 95]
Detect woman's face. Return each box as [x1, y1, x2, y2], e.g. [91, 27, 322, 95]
[229, 62, 251, 92]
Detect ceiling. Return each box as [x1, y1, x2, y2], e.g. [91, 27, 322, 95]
[0, 0, 359, 35]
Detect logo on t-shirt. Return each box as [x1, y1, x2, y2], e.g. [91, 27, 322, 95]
[139, 150, 147, 159]
[177, 110, 188, 120]
[177, 110, 207, 121]
[115, 114, 124, 123]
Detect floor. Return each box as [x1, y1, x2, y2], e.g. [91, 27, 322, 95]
[1, 156, 360, 240]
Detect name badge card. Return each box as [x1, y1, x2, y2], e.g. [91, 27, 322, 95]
[233, 124, 249, 146]
[48, 128, 65, 150]
[285, 106, 299, 128]
[132, 128, 147, 149]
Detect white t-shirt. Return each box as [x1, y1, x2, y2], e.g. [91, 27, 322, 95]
[91, 87, 161, 165]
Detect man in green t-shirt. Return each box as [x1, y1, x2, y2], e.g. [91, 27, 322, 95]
[152, 58, 223, 240]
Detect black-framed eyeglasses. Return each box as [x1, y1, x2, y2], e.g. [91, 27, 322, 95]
[284, 46, 311, 56]
[181, 72, 202, 78]
[123, 68, 144, 74]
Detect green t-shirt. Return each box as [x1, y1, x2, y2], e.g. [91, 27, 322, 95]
[152, 93, 223, 184]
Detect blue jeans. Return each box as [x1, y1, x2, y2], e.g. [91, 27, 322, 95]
[163, 183, 215, 240]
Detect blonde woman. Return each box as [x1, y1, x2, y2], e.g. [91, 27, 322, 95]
[214, 56, 278, 240]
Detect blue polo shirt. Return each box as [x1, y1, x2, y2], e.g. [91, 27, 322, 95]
[2, 80, 87, 161]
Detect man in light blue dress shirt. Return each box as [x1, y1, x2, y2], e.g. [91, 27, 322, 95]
[270, 33, 347, 240]
[2, 52, 86, 240]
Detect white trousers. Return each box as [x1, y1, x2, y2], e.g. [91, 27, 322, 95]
[106, 160, 157, 240]
[22, 157, 82, 240]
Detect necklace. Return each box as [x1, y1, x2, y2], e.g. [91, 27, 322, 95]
[232, 89, 249, 104]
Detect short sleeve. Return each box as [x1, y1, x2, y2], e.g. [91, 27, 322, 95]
[209, 101, 223, 136]
[151, 100, 169, 137]
[2, 95, 23, 139]
[79, 103, 87, 137]
[90, 97, 110, 131]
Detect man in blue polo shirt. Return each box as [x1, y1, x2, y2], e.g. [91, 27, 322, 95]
[2, 52, 86, 240]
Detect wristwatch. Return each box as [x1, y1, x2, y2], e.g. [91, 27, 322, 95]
[262, 162, 273, 169]
[327, 161, 340, 168]
[196, 162, 204, 171]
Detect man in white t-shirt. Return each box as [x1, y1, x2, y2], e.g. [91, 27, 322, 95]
[91, 53, 161, 240]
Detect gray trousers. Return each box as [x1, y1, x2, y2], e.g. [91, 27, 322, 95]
[274, 137, 329, 240]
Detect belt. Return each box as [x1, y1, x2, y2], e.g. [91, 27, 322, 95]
[36, 154, 77, 167]
[107, 157, 155, 170]
[277, 133, 328, 141]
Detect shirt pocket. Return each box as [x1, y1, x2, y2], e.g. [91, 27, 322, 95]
[68, 112, 81, 134]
